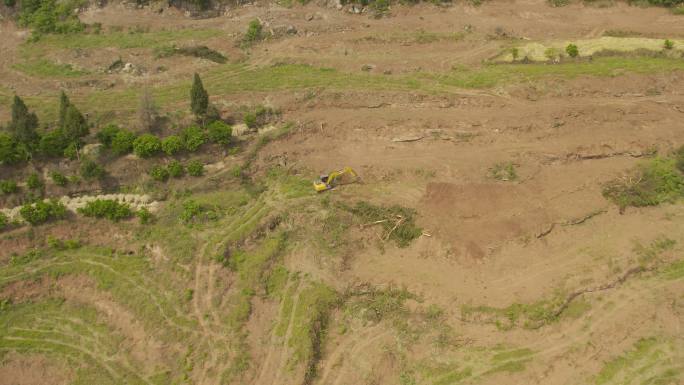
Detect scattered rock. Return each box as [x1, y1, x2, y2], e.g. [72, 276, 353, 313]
[305, 13, 314, 21]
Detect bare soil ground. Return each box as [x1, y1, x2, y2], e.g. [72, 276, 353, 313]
[1, 0, 684, 384]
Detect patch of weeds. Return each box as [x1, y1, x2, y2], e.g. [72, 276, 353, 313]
[242, 19, 265, 48]
[341, 201, 422, 247]
[664, 39, 675, 50]
[78, 199, 133, 221]
[179, 199, 220, 224]
[12, 59, 88, 78]
[136, 207, 153, 224]
[347, 285, 419, 323]
[50, 171, 68, 186]
[603, 157, 684, 210]
[155, 45, 227, 63]
[562, 298, 591, 319]
[594, 337, 675, 385]
[461, 291, 567, 330]
[0, 180, 19, 194]
[489, 161, 517, 181]
[633, 237, 676, 266]
[660, 259, 684, 280]
[20, 199, 67, 225]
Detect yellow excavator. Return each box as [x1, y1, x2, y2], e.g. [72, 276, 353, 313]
[313, 167, 359, 192]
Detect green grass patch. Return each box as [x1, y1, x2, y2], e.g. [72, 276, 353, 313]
[461, 292, 567, 330]
[24, 28, 223, 51]
[660, 259, 684, 280]
[12, 60, 88, 78]
[341, 201, 422, 247]
[594, 337, 681, 385]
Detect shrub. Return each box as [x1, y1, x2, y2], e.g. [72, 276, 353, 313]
[565, 43, 579, 58]
[38, 129, 69, 157]
[345, 201, 422, 247]
[47, 236, 81, 250]
[182, 126, 207, 152]
[187, 160, 204, 176]
[137, 206, 153, 224]
[63, 142, 78, 160]
[80, 159, 106, 180]
[207, 121, 233, 145]
[603, 157, 684, 209]
[676, 145, 684, 173]
[168, 160, 185, 178]
[162, 135, 184, 155]
[20, 199, 67, 225]
[489, 162, 518, 181]
[664, 39, 675, 50]
[180, 199, 220, 224]
[78, 199, 133, 221]
[190, 73, 209, 118]
[244, 113, 257, 129]
[0, 133, 28, 165]
[0, 212, 7, 230]
[96, 124, 121, 147]
[1, 180, 19, 194]
[133, 134, 161, 158]
[50, 171, 68, 186]
[243, 19, 264, 45]
[149, 165, 170, 182]
[26, 173, 43, 190]
[111, 130, 137, 155]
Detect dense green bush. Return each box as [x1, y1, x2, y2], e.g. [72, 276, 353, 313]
[149, 165, 170, 182]
[208, 121, 232, 145]
[566, 44, 579, 58]
[80, 159, 106, 180]
[0, 180, 18, 194]
[96, 124, 121, 147]
[0, 133, 28, 165]
[18, 0, 85, 36]
[133, 134, 162, 158]
[664, 39, 675, 50]
[78, 199, 133, 221]
[20, 199, 67, 225]
[162, 135, 184, 155]
[168, 160, 185, 178]
[111, 130, 137, 155]
[37, 129, 69, 158]
[187, 160, 204, 176]
[50, 171, 68, 186]
[243, 19, 264, 46]
[180, 199, 219, 224]
[182, 126, 207, 152]
[63, 142, 79, 160]
[26, 173, 43, 190]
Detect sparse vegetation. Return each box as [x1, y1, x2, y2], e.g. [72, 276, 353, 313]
[343, 201, 422, 247]
[489, 161, 518, 181]
[0, 179, 19, 194]
[603, 157, 684, 209]
[150, 165, 170, 182]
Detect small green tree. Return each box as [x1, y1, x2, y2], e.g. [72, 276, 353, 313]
[0, 180, 18, 194]
[0, 133, 28, 165]
[133, 134, 162, 158]
[80, 159, 106, 180]
[664, 39, 674, 50]
[8, 95, 39, 147]
[190, 73, 209, 119]
[244, 19, 263, 45]
[161, 135, 184, 155]
[168, 160, 184, 177]
[96, 124, 121, 147]
[565, 43, 579, 58]
[62, 104, 89, 156]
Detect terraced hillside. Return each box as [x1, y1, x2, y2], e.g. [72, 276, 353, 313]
[1, 0, 684, 384]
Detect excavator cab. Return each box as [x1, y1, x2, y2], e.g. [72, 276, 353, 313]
[313, 167, 358, 192]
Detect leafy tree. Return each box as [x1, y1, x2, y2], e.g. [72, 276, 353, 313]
[0, 180, 18, 194]
[565, 43, 579, 58]
[161, 135, 184, 155]
[182, 126, 206, 152]
[96, 124, 121, 147]
[8, 95, 39, 147]
[37, 129, 69, 158]
[62, 104, 89, 152]
[133, 134, 161, 158]
[664, 39, 674, 50]
[111, 130, 137, 155]
[26, 173, 44, 190]
[187, 160, 204, 176]
[190, 73, 209, 118]
[207, 121, 232, 145]
[80, 159, 106, 180]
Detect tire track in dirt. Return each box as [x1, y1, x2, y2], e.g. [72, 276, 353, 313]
[329, 327, 392, 385]
[317, 324, 384, 385]
[273, 283, 303, 385]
